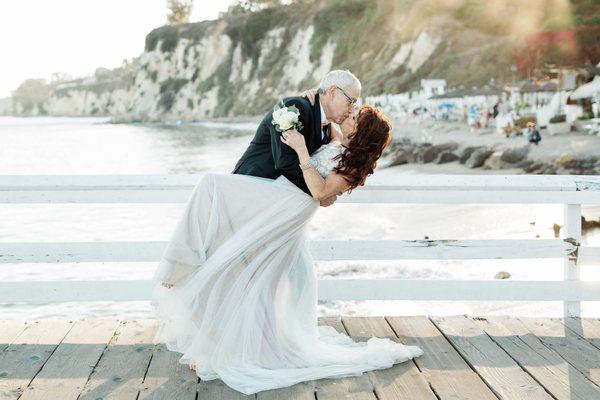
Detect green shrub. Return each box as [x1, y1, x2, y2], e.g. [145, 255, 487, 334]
[158, 91, 176, 111]
[577, 112, 594, 120]
[159, 78, 188, 94]
[157, 77, 188, 112]
[549, 114, 567, 123]
[145, 25, 179, 53]
[311, 0, 368, 62]
[224, 6, 285, 61]
[197, 78, 214, 92]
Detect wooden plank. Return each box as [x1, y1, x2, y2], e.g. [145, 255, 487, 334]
[197, 379, 254, 399]
[341, 316, 437, 400]
[580, 246, 600, 265]
[312, 239, 577, 260]
[561, 317, 600, 350]
[4, 279, 600, 303]
[0, 320, 74, 400]
[2, 173, 598, 191]
[4, 189, 600, 204]
[563, 204, 582, 317]
[516, 317, 600, 386]
[314, 316, 376, 400]
[138, 344, 197, 400]
[316, 280, 600, 301]
[346, 190, 600, 204]
[19, 319, 120, 400]
[1, 174, 598, 204]
[386, 316, 497, 399]
[78, 320, 158, 400]
[474, 316, 600, 400]
[256, 380, 315, 400]
[430, 316, 553, 399]
[0, 239, 577, 263]
[0, 320, 28, 351]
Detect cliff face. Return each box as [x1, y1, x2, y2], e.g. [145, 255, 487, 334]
[7, 0, 600, 121]
[115, 0, 511, 121]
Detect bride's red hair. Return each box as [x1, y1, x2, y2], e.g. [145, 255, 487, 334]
[333, 104, 392, 193]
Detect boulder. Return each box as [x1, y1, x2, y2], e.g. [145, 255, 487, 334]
[388, 151, 410, 167]
[466, 148, 494, 168]
[459, 146, 485, 164]
[483, 152, 505, 170]
[514, 159, 534, 169]
[420, 146, 441, 163]
[437, 151, 459, 164]
[561, 156, 598, 171]
[500, 146, 529, 163]
[524, 162, 557, 174]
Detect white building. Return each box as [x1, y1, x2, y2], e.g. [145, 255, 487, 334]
[420, 79, 446, 98]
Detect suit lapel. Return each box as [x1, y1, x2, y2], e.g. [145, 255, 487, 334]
[313, 93, 323, 149]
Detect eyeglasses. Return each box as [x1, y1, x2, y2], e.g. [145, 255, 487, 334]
[335, 86, 358, 109]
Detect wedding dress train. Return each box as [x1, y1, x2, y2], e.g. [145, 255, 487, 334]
[150, 141, 423, 395]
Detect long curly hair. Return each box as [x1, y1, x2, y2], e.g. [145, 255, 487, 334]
[333, 104, 392, 193]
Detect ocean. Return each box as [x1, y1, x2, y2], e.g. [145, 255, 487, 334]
[0, 116, 598, 319]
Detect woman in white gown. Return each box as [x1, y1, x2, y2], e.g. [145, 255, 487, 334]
[150, 102, 423, 395]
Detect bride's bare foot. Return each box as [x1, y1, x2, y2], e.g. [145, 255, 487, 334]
[188, 363, 196, 371]
[161, 282, 174, 288]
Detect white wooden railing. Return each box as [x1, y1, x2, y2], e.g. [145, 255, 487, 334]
[1, 174, 599, 317]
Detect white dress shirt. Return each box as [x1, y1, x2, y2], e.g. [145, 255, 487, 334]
[318, 99, 329, 141]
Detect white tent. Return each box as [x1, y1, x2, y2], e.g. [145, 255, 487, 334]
[571, 75, 600, 99]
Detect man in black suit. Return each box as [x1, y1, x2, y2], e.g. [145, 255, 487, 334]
[232, 70, 361, 206]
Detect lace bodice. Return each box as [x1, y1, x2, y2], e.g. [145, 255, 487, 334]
[310, 140, 344, 178]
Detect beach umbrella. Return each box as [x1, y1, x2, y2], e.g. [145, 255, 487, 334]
[571, 75, 600, 99]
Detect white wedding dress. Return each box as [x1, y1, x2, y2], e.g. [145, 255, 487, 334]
[150, 140, 423, 395]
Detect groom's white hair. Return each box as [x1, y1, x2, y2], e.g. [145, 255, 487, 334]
[317, 70, 361, 94]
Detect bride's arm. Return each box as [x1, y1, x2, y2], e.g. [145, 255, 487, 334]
[281, 129, 349, 201]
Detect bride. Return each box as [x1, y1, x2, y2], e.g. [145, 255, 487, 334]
[150, 96, 423, 395]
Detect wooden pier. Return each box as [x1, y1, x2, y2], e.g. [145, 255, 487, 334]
[1, 174, 600, 398]
[1, 315, 599, 399]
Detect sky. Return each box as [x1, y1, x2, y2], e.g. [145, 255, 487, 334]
[0, 0, 235, 98]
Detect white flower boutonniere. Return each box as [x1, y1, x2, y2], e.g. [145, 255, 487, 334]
[271, 101, 303, 132]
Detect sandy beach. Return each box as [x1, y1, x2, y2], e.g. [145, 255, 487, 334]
[379, 118, 599, 174]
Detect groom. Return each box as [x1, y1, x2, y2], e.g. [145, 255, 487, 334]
[232, 70, 361, 206]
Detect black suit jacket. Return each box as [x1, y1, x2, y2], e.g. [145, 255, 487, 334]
[232, 94, 330, 195]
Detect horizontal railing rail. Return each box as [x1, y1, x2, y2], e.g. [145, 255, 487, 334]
[1, 173, 599, 316]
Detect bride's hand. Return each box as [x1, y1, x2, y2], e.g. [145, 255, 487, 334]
[280, 129, 306, 152]
[301, 88, 318, 105]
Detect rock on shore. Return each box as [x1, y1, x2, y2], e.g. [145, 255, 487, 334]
[384, 137, 599, 175]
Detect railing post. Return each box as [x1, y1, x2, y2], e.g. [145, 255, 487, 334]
[563, 203, 582, 317]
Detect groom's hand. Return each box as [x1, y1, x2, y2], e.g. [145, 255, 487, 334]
[319, 194, 337, 207]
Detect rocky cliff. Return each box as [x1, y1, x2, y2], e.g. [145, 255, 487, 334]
[7, 0, 600, 121]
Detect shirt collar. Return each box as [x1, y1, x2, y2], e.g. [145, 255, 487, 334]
[319, 98, 329, 126]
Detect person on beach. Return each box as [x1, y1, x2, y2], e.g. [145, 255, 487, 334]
[527, 122, 541, 145]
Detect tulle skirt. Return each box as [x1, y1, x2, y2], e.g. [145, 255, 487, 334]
[150, 172, 423, 395]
